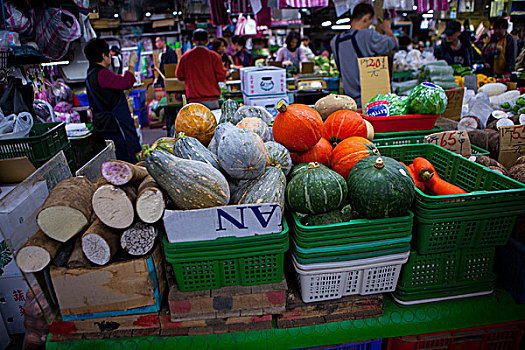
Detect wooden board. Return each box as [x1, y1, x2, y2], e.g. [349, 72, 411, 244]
[163, 203, 282, 243]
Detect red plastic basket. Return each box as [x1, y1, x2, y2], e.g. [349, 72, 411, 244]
[387, 321, 524, 350]
[362, 114, 439, 133]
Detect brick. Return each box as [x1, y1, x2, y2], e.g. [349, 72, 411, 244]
[240, 308, 264, 316]
[83, 332, 105, 340]
[211, 284, 252, 296]
[170, 312, 216, 322]
[250, 278, 288, 293]
[160, 327, 189, 337]
[132, 328, 160, 337]
[215, 310, 241, 318]
[227, 320, 272, 332]
[263, 306, 286, 314]
[49, 333, 84, 342]
[104, 329, 134, 338]
[277, 316, 326, 329]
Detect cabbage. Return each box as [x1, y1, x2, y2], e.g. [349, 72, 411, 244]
[364, 93, 407, 116]
[407, 83, 448, 115]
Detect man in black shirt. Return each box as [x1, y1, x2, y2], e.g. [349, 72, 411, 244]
[435, 21, 474, 67]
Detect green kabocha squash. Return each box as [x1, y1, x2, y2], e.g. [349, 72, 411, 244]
[265, 141, 292, 175]
[230, 178, 250, 204]
[145, 150, 230, 209]
[299, 210, 346, 226]
[173, 133, 221, 171]
[236, 167, 286, 209]
[232, 106, 273, 125]
[219, 99, 239, 124]
[218, 128, 267, 180]
[347, 156, 415, 219]
[208, 122, 236, 154]
[286, 162, 347, 215]
[289, 162, 328, 179]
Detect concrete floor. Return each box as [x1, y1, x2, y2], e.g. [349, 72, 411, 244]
[141, 126, 167, 145]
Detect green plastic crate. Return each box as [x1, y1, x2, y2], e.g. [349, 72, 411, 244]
[374, 126, 444, 139]
[393, 280, 496, 302]
[373, 135, 489, 155]
[289, 212, 413, 238]
[166, 245, 287, 292]
[0, 122, 71, 166]
[293, 245, 411, 265]
[377, 144, 525, 211]
[294, 229, 412, 248]
[412, 208, 522, 254]
[396, 247, 497, 295]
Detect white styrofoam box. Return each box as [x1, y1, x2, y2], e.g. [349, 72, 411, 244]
[243, 93, 289, 117]
[292, 252, 410, 303]
[0, 180, 48, 252]
[163, 203, 282, 243]
[241, 67, 286, 96]
[0, 275, 28, 334]
[0, 315, 8, 350]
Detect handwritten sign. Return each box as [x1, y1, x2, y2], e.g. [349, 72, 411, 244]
[358, 56, 391, 107]
[424, 130, 472, 156]
[498, 124, 525, 168]
[442, 88, 465, 121]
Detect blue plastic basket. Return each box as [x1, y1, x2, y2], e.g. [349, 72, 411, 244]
[294, 339, 382, 350]
[496, 238, 525, 304]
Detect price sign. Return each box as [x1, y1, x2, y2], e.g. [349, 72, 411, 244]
[442, 88, 464, 122]
[424, 130, 472, 156]
[358, 56, 391, 107]
[498, 124, 525, 168]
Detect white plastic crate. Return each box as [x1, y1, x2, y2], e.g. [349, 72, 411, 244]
[292, 252, 410, 303]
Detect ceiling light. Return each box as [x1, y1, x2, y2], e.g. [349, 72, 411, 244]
[178, 11, 182, 15]
[332, 24, 351, 30]
[145, 11, 151, 17]
[336, 17, 350, 24]
[422, 13, 433, 18]
[412, 5, 417, 10]
[402, 12, 407, 16]
[321, 21, 332, 27]
[113, 13, 119, 18]
[428, 9, 434, 13]
[300, 8, 308, 12]
[173, 11, 177, 15]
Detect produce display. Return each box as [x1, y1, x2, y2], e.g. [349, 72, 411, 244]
[174, 103, 217, 146]
[406, 83, 448, 115]
[364, 93, 408, 116]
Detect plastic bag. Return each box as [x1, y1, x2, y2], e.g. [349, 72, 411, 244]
[0, 79, 33, 115]
[5, 3, 34, 38]
[33, 99, 55, 123]
[0, 112, 33, 139]
[464, 92, 492, 127]
[54, 102, 81, 124]
[46, 81, 74, 106]
[34, 7, 81, 60]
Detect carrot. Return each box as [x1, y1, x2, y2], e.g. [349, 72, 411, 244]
[425, 175, 468, 196]
[412, 157, 436, 181]
[400, 162, 425, 191]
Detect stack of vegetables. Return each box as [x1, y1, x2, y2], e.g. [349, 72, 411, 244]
[270, 95, 416, 302]
[419, 61, 458, 90]
[145, 101, 291, 291]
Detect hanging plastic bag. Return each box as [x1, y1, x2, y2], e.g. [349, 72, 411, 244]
[4, 3, 34, 38]
[33, 99, 55, 123]
[46, 81, 74, 106]
[0, 79, 33, 116]
[0, 112, 33, 139]
[78, 13, 96, 42]
[34, 7, 81, 60]
[234, 14, 247, 35]
[244, 16, 257, 35]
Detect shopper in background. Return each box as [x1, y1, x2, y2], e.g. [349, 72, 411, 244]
[301, 36, 315, 61]
[154, 36, 179, 136]
[475, 33, 490, 52]
[231, 35, 253, 69]
[275, 31, 309, 68]
[331, 2, 398, 107]
[483, 18, 517, 77]
[84, 39, 141, 164]
[154, 36, 178, 87]
[176, 29, 227, 110]
[212, 37, 234, 70]
[109, 46, 122, 75]
[434, 20, 475, 68]
[512, 30, 523, 54]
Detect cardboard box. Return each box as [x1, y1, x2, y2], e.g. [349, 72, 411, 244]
[0, 275, 28, 334]
[50, 244, 165, 321]
[243, 93, 289, 117]
[164, 64, 185, 93]
[241, 67, 286, 97]
[163, 203, 282, 243]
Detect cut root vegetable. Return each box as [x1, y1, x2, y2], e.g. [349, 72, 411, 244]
[37, 177, 95, 243]
[136, 176, 165, 223]
[67, 238, 90, 268]
[101, 160, 148, 186]
[16, 230, 61, 273]
[496, 118, 514, 129]
[458, 116, 480, 130]
[81, 219, 120, 266]
[92, 184, 136, 229]
[364, 119, 374, 141]
[120, 222, 157, 256]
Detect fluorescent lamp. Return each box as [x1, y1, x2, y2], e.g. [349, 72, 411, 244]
[336, 17, 350, 24]
[412, 5, 417, 10]
[145, 11, 151, 17]
[41, 61, 70, 67]
[113, 13, 119, 18]
[321, 21, 332, 27]
[332, 24, 351, 30]
[422, 13, 433, 18]
[173, 11, 177, 15]
[428, 9, 434, 13]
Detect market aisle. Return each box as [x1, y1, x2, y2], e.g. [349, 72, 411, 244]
[142, 127, 166, 146]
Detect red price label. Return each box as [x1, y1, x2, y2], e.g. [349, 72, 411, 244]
[424, 130, 471, 156]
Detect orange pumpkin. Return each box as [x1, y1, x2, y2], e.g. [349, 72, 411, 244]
[174, 103, 217, 146]
[272, 102, 323, 152]
[331, 136, 380, 179]
[294, 137, 332, 167]
[322, 110, 367, 147]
